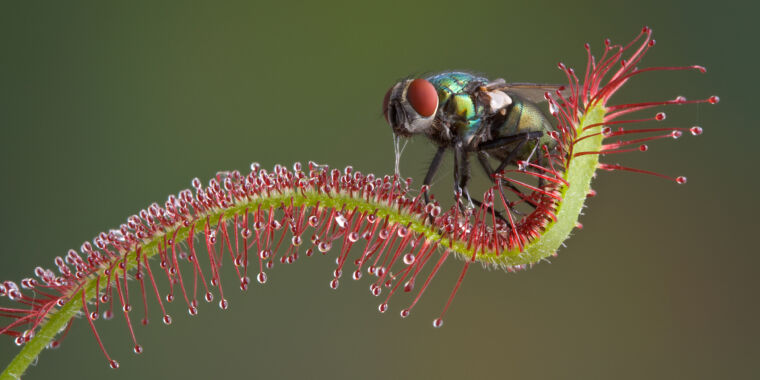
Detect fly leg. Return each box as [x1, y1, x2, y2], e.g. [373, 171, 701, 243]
[422, 146, 446, 207]
[453, 143, 474, 214]
[488, 131, 544, 173]
[507, 133, 551, 193]
[534, 146, 547, 190]
[475, 152, 514, 223]
[477, 131, 545, 217]
[476, 152, 534, 211]
[455, 144, 510, 223]
[477, 131, 543, 176]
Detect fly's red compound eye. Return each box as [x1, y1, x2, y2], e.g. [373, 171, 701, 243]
[406, 79, 438, 117]
[382, 86, 393, 123]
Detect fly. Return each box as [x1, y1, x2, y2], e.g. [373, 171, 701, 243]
[382, 71, 565, 219]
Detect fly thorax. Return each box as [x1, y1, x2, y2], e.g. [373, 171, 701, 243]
[450, 94, 476, 120]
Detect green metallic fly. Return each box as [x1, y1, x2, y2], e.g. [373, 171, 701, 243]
[382, 71, 565, 215]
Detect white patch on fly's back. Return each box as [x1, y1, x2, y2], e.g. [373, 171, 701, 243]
[487, 90, 512, 112]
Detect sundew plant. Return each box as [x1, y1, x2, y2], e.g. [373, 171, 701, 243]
[0, 28, 717, 379]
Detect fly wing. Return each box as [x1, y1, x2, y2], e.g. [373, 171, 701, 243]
[494, 82, 572, 104]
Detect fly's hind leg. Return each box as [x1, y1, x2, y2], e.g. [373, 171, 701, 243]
[487, 131, 544, 173]
[476, 131, 547, 223]
[477, 151, 535, 212]
[451, 131, 545, 223]
[535, 146, 548, 190]
[478, 131, 544, 200]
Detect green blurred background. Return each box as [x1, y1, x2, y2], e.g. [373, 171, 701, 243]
[0, 1, 756, 379]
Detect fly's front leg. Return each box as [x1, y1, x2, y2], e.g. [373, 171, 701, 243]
[422, 146, 446, 207]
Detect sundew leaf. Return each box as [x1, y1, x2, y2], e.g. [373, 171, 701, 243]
[0, 27, 717, 379]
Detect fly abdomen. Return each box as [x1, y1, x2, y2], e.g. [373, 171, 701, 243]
[486, 96, 555, 162]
